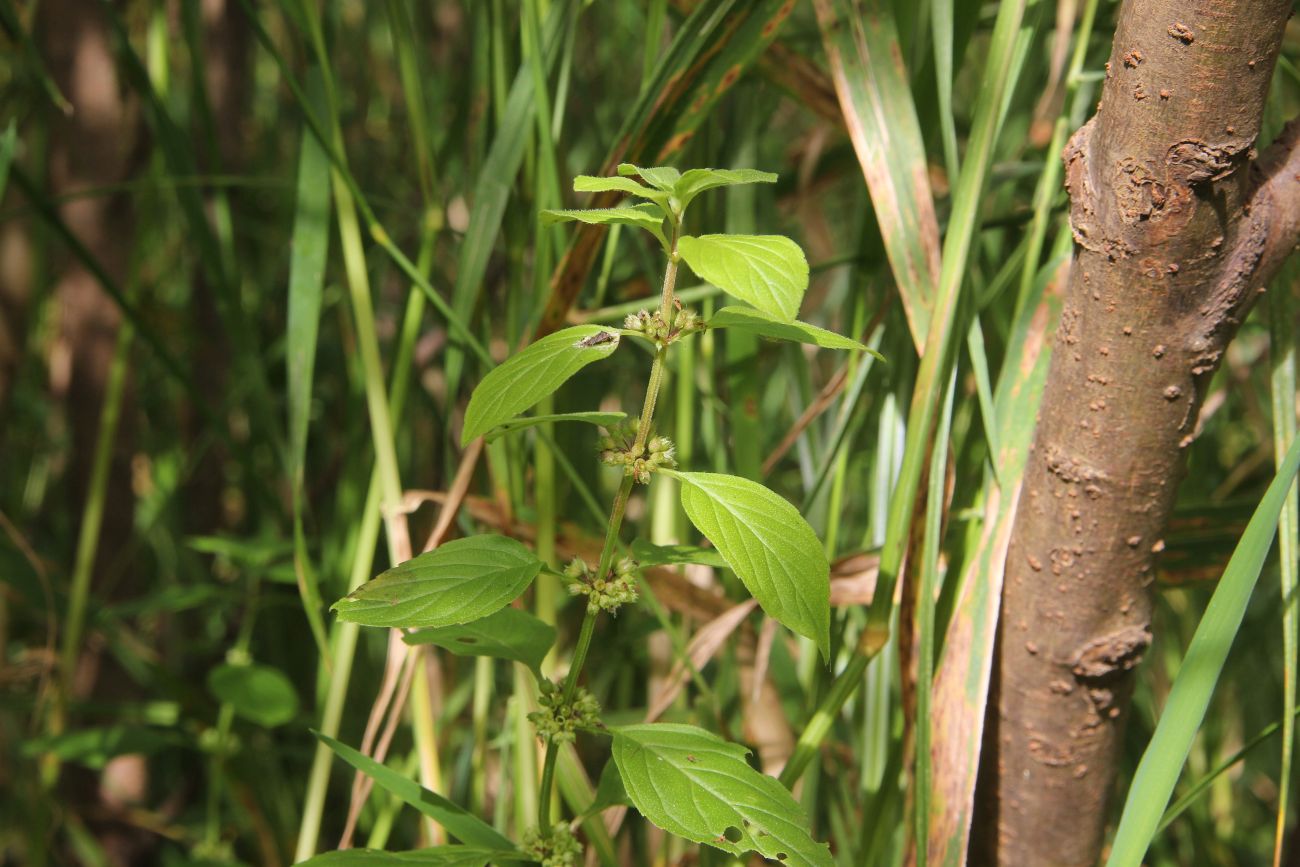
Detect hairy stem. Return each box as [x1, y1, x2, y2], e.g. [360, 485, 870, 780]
[535, 224, 681, 832]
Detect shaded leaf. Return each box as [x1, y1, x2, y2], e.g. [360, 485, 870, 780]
[630, 539, 727, 569]
[483, 411, 628, 443]
[677, 235, 808, 321]
[708, 306, 877, 353]
[403, 607, 556, 677]
[670, 471, 830, 659]
[332, 536, 542, 630]
[23, 725, 175, 770]
[208, 663, 299, 728]
[612, 723, 832, 866]
[314, 732, 517, 852]
[461, 325, 621, 445]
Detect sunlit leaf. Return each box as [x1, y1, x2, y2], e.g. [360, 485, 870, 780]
[675, 168, 776, 209]
[461, 325, 621, 445]
[669, 471, 830, 659]
[332, 536, 542, 630]
[677, 235, 808, 321]
[612, 723, 832, 866]
[616, 163, 681, 191]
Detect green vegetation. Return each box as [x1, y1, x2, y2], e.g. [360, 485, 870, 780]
[1, 2, 1298, 865]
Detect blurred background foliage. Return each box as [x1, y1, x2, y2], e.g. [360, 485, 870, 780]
[0, 1, 1298, 865]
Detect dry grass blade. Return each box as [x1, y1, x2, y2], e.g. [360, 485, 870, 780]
[923, 264, 1062, 867]
[813, 0, 941, 352]
[645, 599, 758, 722]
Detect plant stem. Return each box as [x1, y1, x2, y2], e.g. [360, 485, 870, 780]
[535, 226, 681, 831]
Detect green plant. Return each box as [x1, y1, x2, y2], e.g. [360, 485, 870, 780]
[322, 165, 879, 865]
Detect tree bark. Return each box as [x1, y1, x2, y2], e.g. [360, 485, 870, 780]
[979, 1, 1300, 864]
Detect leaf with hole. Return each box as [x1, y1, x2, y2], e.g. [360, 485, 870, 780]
[461, 326, 621, 445]
[483, 411, 627, 443]
[403, 607, 556, 677]
[677, 235, 808, 321]
[332, 535, 542, 630]
[668, 471, 829, 659]
[708, 306, 879, 353]
[612, 723, 832, 866]
[208, 663, 299, 728]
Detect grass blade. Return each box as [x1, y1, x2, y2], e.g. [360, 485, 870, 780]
[287, 72, 334, 662]
[813, 0, 941, 351]
[1105, 435, 1300, 867]
[314, 732, 517, 853]
[1269, 261, 1298, 867]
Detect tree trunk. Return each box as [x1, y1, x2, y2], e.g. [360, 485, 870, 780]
[979, 1, 1300, 864]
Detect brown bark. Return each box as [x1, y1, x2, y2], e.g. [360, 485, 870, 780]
[979, 2, 1300, 864]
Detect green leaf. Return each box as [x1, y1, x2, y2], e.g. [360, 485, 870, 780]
[23, 725, 175, 770]
[461, 325, 622, 445]
[0, 121, 16, 213]
[540, 203, 664, 233]
[669, 471, 830, 659]
[612, 723, 832, 866]
[332, 535, 542, 630]
[708, 306, 879, 354]
[286, 77, 333, 490]
[403, 607, 556, 678]
[295, 847, 520, 867]
[1105, 434, 1300, 867]
[677, 235, 808, 321]
[483, 411, 627, 443]
[208, 663, 299, 728]
[616, 163, 681, 191]
[674, 168, 776, 209]
[573, 174, 669, 206]
[629, 539, 727, 569]
[315, 732, 518, 852]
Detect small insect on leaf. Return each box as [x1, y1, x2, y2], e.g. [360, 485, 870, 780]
[578, 330, 618, 348]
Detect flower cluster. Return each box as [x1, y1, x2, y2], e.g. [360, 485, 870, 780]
[565, 556, 639, 614]
[623, 303, 705, 347]
[597, 420, 677, 483]
[528, 679, 601, 744]
[524, 823, 583, 867]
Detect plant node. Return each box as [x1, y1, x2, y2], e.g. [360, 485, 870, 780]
[624, 301, 706, 347]
[529, 679, 602, 743]
[567, 556, 639, 614]
[524, 822, 583, 866]
[598, 420, 677, 483]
